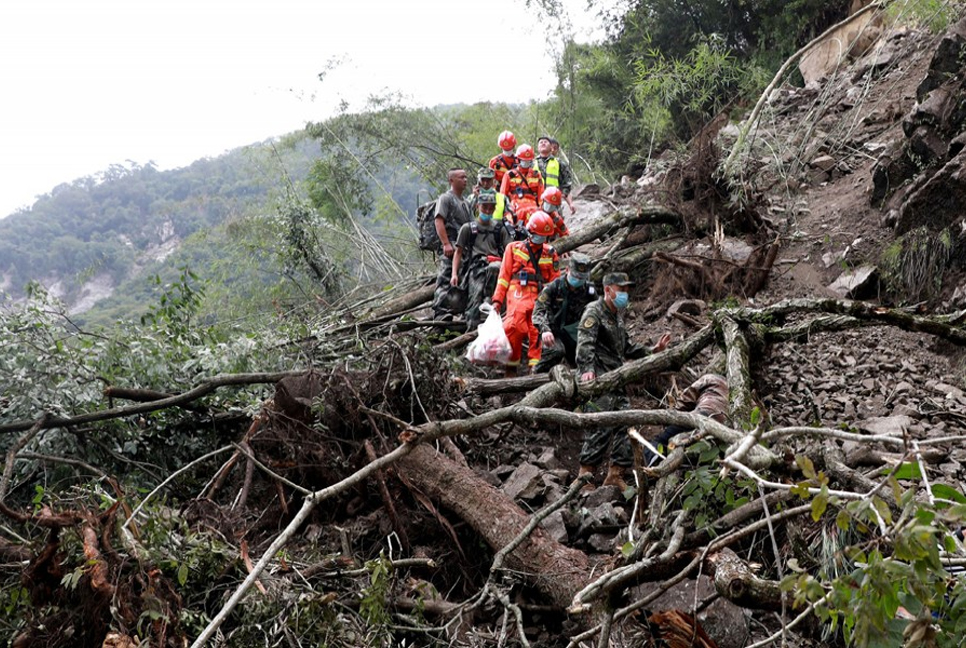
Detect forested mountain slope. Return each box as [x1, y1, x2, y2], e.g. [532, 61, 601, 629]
[0, 139, 315, 312]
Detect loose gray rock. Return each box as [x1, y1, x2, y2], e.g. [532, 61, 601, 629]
[633, 575, 750, 648]
[857, 415, 914, 436]
[582, 484, 623, 509]
[501, 462, 543, 501]
[827, 265, 878, 299]
[576, 501, 625, 538]
[811, 154, 836, 171]
[539, 510, 569, 544]
[531, 447, 561, 470]
[587, 533, 617, 553]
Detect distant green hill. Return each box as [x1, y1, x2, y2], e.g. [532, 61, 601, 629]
[0, 137, 315, 302]
[0, 132, 434, 325]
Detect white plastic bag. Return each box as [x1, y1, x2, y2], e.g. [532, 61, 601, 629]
[465, 305, 511, 366]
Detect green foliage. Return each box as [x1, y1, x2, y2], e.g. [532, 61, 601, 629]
[274, 193, 346, 295]
[886, 0, 963, 33]
[359, 553, 394, 632]
[879, 226, 951, 304]
[675, 440, 752, 530]
[306, 151, 374, 227]
[534, 1, 851, 177]
[0, 152, 290, 302]
[633, 35, 767, 143]
[0, 278, 282, 493]
[784, 452, 966, 647]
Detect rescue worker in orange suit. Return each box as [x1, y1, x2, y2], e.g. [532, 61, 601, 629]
[489, 130, 518, 187]
[500, 144, 544, 227]
[539, 186, 569, 239]
[491, 211, 560, 376]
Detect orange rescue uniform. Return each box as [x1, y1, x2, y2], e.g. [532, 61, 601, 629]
[489, 153, 517, 187]
[500, 168, 545, 225]
[547, 210, 569, 239]
[492, 240, 560, 368]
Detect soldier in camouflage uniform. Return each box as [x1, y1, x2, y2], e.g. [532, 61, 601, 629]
[531, 252, 597, 373]
[575, 272, 671, 492]
[450, 189, 513, 331]
[433, 169, 472, 320]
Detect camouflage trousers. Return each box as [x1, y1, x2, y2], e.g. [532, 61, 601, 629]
[432, 254, 465, 319]
[463, 260, 501, 331]
[579, 391, 633, 468]
[533, 326, 578, 374]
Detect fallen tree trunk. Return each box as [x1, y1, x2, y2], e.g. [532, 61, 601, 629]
[396, 444, 592, 610]
[608, 239, 684, 275]
[706, 548, 785, 612]
[735, 298, 966, 345]
[720, 316, 755, 425]
[553, 205, 683, 255]
[363, 279, 435, 320]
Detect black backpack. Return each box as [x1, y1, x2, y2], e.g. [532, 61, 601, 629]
[416, 199, 439, 252]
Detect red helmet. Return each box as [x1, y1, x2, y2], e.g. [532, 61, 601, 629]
[526, 211, 555, 237]
[498, 130, 516, 150]
[541, 186, 563, 206]
[516, 144, 535, 161]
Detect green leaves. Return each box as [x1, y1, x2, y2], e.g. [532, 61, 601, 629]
[811, 486, 829, 522]
[931, 484, 966, 506]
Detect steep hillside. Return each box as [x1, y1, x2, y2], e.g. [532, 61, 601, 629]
[6, 12, 966, 648]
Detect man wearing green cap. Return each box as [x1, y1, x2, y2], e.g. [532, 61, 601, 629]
[575, 272, 672, 492]
[451, 189, 513, 331]
[532, 252, 598, 373]
[536, 135, 576, 215]
[469, 167, 512, 226]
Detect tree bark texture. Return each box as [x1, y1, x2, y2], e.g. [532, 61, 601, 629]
[396, 444, 591, 610]
[554, 205, 682, 255]
[707, 548, 785, 612]
[720, 316, 754, 425]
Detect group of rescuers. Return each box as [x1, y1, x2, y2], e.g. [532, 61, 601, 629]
[430, 131, 729, 492]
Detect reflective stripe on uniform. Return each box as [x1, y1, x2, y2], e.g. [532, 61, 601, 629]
[512, 248, 531, 262]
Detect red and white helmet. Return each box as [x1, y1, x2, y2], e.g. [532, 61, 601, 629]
[498, 130, 516, 151]
[541, 186, 563, 207]
[526, 211, 555, 237]
[516, 144, 535, 161]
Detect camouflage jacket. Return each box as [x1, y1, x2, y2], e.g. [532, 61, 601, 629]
[680, 373, 729, 423]
[532, 277, 597, 335]
[575, 298, 648, 376]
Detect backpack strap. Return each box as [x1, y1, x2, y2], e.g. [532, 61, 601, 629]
[525, 242, 546, 292]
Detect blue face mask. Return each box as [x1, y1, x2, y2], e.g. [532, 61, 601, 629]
[529, 234, 546, 245]
[567, 274, 585, 288]
[613, 291, 629, 309]
[479, 212, 493, 222]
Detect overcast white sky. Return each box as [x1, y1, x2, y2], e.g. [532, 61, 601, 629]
[0, 0, 605, 218]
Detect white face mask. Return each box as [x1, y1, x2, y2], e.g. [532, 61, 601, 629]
[520, 160, 533, 169]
